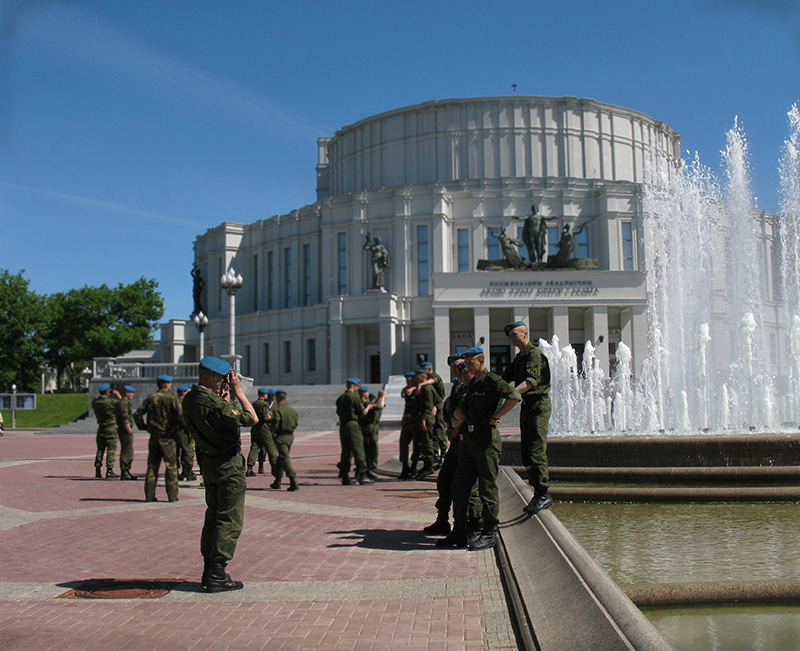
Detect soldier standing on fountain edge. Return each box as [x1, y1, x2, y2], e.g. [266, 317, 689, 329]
[502, 321, 553, 515]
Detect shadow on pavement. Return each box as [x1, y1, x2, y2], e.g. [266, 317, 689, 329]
[326, 528, 434, 550]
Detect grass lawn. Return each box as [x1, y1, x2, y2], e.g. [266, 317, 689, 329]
[1, 393, 89, 429]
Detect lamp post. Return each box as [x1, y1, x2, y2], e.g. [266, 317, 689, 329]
[38, 364, 49, 395]
[220, 267, 243, 372]
[194, 311, 209, 360]
[11, 384, 16, 429]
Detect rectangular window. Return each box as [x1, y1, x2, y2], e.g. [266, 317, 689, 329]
[487, 228, 499, 261]
[284, 247, 292, 308]
[307, 338, 316, 372]
[252, 254, 259, 310]
[267, 251, 274, 310]
[302, 243, 312, 306]
[457, 228, 470, 272]
[575, 227, 589, 259]
[262, 343, 270, 375]
[243, 345, 251, 376]
[621, 222, 634, 271]
[516, 226, 530, 262]
[548, 226, 559, 257]
[283, 340, 292, 373]
[417, 225, 429, 296]
[337, 232, 347, 294]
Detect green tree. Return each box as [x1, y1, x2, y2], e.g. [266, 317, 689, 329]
[0, 270, 47, 392]
[45, 278, 164, 389]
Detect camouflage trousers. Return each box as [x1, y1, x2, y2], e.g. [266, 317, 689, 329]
[452, 427, 501, 530]
[520, 398, 551, 496]
[200, 452, 246, 563]
[247, 427, 277, 471]
[274, 433, 295, 479]
[175, 429, 196, 471]
[362, 423, 379, 470]
[432, 407, 448, 454]
[144, 436, 178, 502]
[435, 438, 482, 520]
[339, 420, 367, 476]
[94, 432, 118, 470]
[117, 429, 134, 472]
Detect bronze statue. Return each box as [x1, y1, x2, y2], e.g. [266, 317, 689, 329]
[513, 204, 556, 264]
[191, 264, 205, 317]
[549, 222, 587, 267]
[492, 226, 531, 270]
[363, 233, 390, 288]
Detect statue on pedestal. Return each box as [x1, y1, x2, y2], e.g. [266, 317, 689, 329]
[363, 233, 390, 289]
[513, 204, 556, 265]
[191, 264, 205, 317]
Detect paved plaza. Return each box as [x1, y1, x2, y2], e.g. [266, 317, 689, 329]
[0, 426, 520, 650]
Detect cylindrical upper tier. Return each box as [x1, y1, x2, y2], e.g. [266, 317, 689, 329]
[321, 96, 680, 197]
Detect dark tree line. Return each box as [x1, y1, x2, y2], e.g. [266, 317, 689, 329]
[0, 270, 164, 392]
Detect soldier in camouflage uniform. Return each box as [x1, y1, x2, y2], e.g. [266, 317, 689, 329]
[92, 383, 119, 478]
[134, 374, 183, 502]
[437, 348, 521, 551]
[182, 357, 256, 593]
[398, 372, 420, 479]
[335, 378, 373, 486]
[415, 369, 437, 478]
[115, 385, 137, 480]
[247, 388, 277, 477]
[362, 390, 385, 472]
[502, 321, 553, 515]
[176, 384, 197, 480]
[420, 361, 448, 467]
[269, 389, 299, 491]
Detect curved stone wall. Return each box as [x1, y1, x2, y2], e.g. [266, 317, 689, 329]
[324, 96, 680, 196]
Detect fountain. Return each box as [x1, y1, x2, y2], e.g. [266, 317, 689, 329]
[538, 106, 800, 436]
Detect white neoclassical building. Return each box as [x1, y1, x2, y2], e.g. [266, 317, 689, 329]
[159, 96, 682, 385]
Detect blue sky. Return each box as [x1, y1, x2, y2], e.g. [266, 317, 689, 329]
[2, 0, 799, 325]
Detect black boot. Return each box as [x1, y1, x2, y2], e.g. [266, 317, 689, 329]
[258, 462, 265, 474]
[469, 527, 497, 551]
[467, 516, 485, 545]
[287, 476, 298, 492]
[270, 477, 281, 489]
[423, 512, 451, 535]
[357, 473, 375, 485]
[202, 562, 243, 593]
[524, 491, 554, 515]
[106, 468, 118, 479]
[398, 463, 412, 480]
[435, 527, 468, 548]
[120, 469, 137, 481]
[246, 466, 256, 477]
[415, 462, 434, 479]
[185, 468, 197, 480]
[95, 467, 102, 479]
[342, 475, 352, 485]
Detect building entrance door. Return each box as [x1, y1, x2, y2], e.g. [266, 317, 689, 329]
[369, 354, 381, 384]
[490, 345, 511, 374]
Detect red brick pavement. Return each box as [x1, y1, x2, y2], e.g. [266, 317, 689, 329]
[0, 429, 510, 650]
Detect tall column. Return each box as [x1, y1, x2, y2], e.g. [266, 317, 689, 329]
[379, 318, 396, 381]
[585, 306, 609, 373]
[630, 305, 648, 378]
[474, 307, 491, 352]
[551, 306, 570, 349]
[433, 308, 450, 371]
[329, 322, 346, 384]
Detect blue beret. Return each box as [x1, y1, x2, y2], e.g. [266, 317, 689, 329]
[157, 374, 173, 382]
[415, 368, 427, 374]
[359, 386, 369, 392]
[275, 389, 287, 396]
[98, 383, 111, 393]
[369, 392, 376, 399]
[462, 347, 484, 358]
[420, 360, 433, 367]
[404, 371, 416, 377]
[177, 384, 192, 392]
[266, 389, 276, 395]
[257, 387, 269, 395]
[199, 356, 230, 376]
[346, 377, 361, 385]
[447, 354, 463, 365]
[123, 385, 136, 393]
[504, 321, 527, 336]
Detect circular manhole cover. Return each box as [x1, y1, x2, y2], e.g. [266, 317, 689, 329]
[58, 579, 182, 599]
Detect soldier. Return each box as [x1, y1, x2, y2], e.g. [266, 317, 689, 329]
[398, 372, 420, 480]
[182, 357, 256, 593]
[363, 390, 385, 472]
[502, 321, 553, 515]
[419, 360, 447, 467]
[415, 368, 437, 479]
[424, 355, 483, 536]
[335, 377, 374, 485]
[176, 384, 197, 480]
[134, 374, 183, 503]
[247, 388, 277, 477]
[357, 386, 378, 480]
[92, 383, 119, 478]
[115, 385, 137, 480]
[437, 347, 520, 550]
[270, 389, 299, 491]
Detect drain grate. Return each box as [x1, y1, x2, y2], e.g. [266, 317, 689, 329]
[57, 578, 183, 600]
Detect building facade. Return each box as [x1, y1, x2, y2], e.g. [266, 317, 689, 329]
[160, 96, 681, 385]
